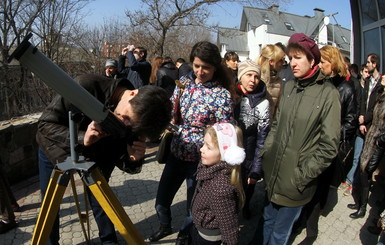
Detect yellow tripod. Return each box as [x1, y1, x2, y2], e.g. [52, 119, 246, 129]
[31, 158, 145, 245]
[31, 112, 145, 245]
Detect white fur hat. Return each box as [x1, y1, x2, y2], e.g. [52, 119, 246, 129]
[212, 123, 245, 166]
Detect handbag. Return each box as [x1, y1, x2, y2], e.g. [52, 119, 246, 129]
[155, 80, 185, 164]
[156, 130, 173, 164]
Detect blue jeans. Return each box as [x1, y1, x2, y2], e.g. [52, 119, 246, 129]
[38, 148, 117, 245]
[346, 136, 364, 185]
[155, 153, 198, 235]
[260, 202, 303, 245]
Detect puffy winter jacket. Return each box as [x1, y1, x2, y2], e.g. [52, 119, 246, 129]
[262, 68, 341, 207]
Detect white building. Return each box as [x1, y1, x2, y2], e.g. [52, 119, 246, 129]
[217, 5, 351, 62]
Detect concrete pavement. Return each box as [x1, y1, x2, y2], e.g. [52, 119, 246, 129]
[0, 144, 382, 244]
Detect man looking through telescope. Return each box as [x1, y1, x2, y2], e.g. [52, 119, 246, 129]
[36, 74, 172, 245]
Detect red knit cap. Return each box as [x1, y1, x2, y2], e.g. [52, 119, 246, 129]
[288, 33, 321, 65]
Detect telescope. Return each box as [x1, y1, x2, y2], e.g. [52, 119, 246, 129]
[8, 33, 127, 138]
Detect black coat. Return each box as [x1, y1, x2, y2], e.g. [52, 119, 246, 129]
[36, 74, 142, 171]
[178, 63, 193, 79]
[359, 75, 383, 132]
[156, 62, 179, 96]
[331, 75, 358, 141]
[118, 53, 152, 88]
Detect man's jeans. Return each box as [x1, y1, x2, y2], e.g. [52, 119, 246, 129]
[346, 136, 364, 185]
[155, 154, 198, 235]
[261, 202, 303, 245]
[38, 148, 117, 245]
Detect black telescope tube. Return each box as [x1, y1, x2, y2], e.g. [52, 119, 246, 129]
[9, 34, 127, 137]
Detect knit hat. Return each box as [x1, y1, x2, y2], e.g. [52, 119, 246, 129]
[288, 33, 321, 65]
[212, 123, 245, 166]
[237, 60, 261, 80]
[105, 59, 118, 67]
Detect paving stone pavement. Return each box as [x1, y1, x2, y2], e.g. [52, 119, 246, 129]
[0, 144, 382, 244]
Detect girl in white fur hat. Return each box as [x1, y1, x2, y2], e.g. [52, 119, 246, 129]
[191, 122, 245, 245]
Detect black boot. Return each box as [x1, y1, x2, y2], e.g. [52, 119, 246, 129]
[349, 187, 369, 219]
[347, 203, 359, 210]
[349, 206, 366, 218]
[148, 224, 173, 242]
[175, 232, 190, 245]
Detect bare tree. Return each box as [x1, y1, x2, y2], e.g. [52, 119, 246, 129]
[125, 0, 286, 57]
[32, 0, 91, 63]
[74, 17, 132, 76]
[0, 0, 46, 119]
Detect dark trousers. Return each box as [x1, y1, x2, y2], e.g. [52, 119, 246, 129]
[0, 165, 15, 222]
[155, 153, 198, 235]
[351, 166, 371, 208]
[190, 225, 221, 245]
[38, 148, 117, 245]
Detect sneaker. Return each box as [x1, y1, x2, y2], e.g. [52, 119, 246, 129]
[343, 186, 352, 196]
[338, 182, 349, 190]
[0, 220, 17, 234]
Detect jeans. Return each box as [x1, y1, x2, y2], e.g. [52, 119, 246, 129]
[155, 153, 198, 235]
[346, 136, 364, 185]
[260, 202, 303, 245]
[38, 148, 117, 245]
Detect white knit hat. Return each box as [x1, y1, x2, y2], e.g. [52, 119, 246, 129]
[212, 123, 245, 166]
[237, 60, 261, 80]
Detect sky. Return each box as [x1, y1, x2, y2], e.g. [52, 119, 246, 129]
[83, 0, 352, 29]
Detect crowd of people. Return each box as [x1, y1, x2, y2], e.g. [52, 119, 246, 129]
[97, 34, 385, 245]
[1, 31, 385, 245]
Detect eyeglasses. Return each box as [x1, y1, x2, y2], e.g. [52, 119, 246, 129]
[133, 51, 140, 54]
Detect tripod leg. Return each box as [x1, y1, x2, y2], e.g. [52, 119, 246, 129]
[84, 168, 146, 245]
[31, 169, 70, 245]
[70, 173, 91, 244]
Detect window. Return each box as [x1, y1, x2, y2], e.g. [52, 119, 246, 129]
[263, 14, 271, 25]
[363, 28, 380, 61]
[360, 0, 379, 26]
[284, 22, 295, 31]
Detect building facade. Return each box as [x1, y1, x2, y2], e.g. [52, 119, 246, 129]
[217, 5, 351, 62]
[350, 0, 385, 73]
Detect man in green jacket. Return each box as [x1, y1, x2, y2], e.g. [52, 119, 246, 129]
[258, 33, 341, 245]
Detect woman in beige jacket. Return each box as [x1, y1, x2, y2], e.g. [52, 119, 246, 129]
[257, 44, 285, 120]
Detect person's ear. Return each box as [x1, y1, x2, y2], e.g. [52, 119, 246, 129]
[128, 89, 139, 100]
[310, 59, 315, 68]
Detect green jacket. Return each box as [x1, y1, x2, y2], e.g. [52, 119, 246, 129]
[262, 68, 340, 207]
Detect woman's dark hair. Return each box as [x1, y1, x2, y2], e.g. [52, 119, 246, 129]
[189, 41, 236, 98]
[287, 42, 314, 63]
[223, 51, 239, 62]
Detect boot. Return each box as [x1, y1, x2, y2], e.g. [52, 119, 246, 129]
[349, 187, 369, 219]
[175, 232, 190, 245]
[148, 224, 173, 242]
[349, 206, 366, 218]
[347, 203, 359, 210]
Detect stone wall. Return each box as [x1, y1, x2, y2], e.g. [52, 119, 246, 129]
[0, 114, 41, 184]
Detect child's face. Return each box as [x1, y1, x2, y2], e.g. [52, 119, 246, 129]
[200, 133, 221, 166]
